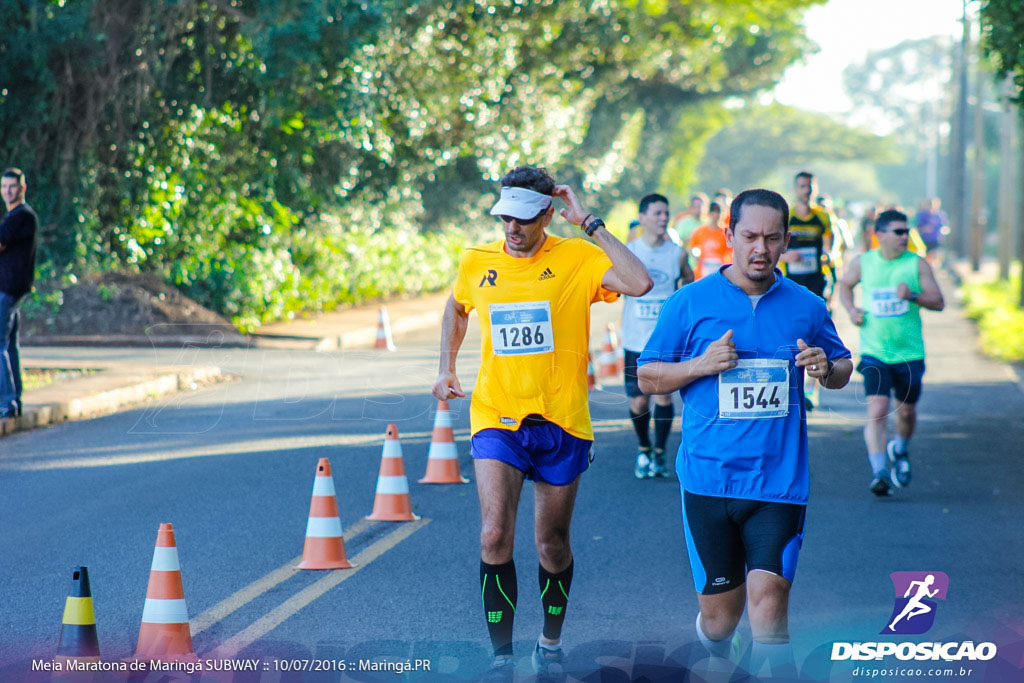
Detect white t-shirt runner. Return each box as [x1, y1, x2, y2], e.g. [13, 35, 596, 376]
[621, 238, 683, 352]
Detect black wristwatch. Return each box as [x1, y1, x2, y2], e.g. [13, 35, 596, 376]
[583, 217, 604, 237]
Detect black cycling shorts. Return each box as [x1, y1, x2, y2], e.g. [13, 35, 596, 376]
[682, 491, 806, 595]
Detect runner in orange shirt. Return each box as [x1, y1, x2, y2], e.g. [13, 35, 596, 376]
[688, 202, 732, 279]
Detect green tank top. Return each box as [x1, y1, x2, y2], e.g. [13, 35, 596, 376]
[859, 250, 924, 363]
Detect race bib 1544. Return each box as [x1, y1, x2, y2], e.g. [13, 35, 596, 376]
[718, 359, 789, 419]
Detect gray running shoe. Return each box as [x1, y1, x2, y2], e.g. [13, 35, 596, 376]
[532, 641, 565, 679]
[482, 655, 515, 681]
[650, 449, 669, 478]
[887, 440, 912, 488]
[870, 471, 895, 497]
[634, 450, 653, 479]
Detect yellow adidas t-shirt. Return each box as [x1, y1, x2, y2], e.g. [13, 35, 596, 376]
[453, 234, 618, 440]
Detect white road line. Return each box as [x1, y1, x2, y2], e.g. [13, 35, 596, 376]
[206, 519, 429, 660]
[190, 518, 376, 637]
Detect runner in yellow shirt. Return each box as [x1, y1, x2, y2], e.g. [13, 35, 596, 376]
[432, 166, 652, 678]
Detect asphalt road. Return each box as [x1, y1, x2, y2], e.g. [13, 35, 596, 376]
[2, 291, 1023, 683]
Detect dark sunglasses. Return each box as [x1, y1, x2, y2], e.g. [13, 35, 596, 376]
[885, 228, 910, 236]
[498, 208, 548, 225]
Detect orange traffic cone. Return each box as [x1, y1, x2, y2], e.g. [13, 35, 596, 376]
[298, 458, 355, 569]
[597, 324, 618, 378]
[55, 566, 100, 664]
[367, 424, 420, 521]
[375, 306, 396, 351]
[607, 322, 626, 372]
[420, 400, 469, 484]
[134, 523, 198, 662]
[587, 352, 600, 391]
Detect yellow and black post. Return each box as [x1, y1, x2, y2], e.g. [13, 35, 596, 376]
[55, 566, 100, 663]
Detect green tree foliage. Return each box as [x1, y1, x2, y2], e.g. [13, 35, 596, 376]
[695, 104, 897, 197]
[980, 0, 1024, 108]
[842, 36, 952, 152]
[0, 0, 822, 329]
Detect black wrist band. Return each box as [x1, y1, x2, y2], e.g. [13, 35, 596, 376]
[584, 217, 604, 237]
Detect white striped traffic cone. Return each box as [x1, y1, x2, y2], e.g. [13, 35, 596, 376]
[419, 400, 469, 484]
[367, 424, 419, 521]
[298, 458, 355, 569]
[597, 324, 618, 378]
[134, 523, 198, 662]
[374, 306, 396, 351]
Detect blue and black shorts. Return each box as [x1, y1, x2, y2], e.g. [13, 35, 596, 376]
[682, 491, 806, 595]
[471, 415, 593, 486]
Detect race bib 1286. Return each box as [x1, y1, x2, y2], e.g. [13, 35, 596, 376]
[489, 301, 555, 356]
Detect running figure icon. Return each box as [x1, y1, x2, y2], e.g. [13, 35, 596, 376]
[888, 574, 939, 632]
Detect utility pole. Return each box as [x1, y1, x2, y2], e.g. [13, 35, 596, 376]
[969, 55, 986, 272]
[926, 100, 939, 199]
[949, 0, 970, 259]
[997, 76, 1018, 280]
[1018, 115, 1024, 308]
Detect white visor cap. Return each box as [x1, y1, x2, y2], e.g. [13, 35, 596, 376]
[489, 186, 553, 221]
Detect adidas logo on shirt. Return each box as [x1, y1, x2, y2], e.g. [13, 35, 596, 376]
[538, 268, 556, 281]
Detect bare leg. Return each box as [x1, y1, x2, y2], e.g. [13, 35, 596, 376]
[864, 395, 890, 456]
[475, 458, 526, 563]
[629, 394, 650, 416]
[746, 570, 791, 643]
[533, 476, 580, 573]
[697, 585, 746, 641]
[894, 401, 916, 440]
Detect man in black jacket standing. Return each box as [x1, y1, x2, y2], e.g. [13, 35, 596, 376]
[0, 168, 38, 419]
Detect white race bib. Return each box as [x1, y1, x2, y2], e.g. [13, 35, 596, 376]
[489, 301, 555, 356]
[635, 298, 666, 321]
[788, 247, 819, 275]
[870, 287, 909, 318]
[718, 359, 789, 419]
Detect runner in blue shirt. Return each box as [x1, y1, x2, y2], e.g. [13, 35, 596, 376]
[637, 189, 853, 679]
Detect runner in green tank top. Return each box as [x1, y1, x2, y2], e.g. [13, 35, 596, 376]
[839, 210, 945, 497]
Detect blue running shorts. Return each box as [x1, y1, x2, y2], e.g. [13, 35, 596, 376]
[471, 416, 593, 486]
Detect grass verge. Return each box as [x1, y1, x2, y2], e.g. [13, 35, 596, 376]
[960, 263, 1024, 363]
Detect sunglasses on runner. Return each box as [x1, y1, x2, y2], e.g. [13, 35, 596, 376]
[498, 208, 548, 225]
[886, 228, 910, 236]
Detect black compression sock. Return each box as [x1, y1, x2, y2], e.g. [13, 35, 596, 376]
[481, 560, 517, 657]
[653, 403, 674, 451]
[629, 408, 652, 449]
[539, 559, 574, 641]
